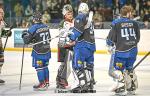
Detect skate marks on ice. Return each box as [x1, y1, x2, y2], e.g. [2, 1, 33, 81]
[0, 83, 57, 96]
[0, 78, 150, 96]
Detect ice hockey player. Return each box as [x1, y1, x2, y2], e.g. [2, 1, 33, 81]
[69, 3, 96, 93]
[22, 11, 51, 91]
[56, 4, 75, 89]
[0, 4, 12, 84]
[106, 5, 140, 95]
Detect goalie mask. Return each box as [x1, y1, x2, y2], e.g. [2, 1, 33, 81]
[62, 4, 73, 16]
[78, 3, 89, 14]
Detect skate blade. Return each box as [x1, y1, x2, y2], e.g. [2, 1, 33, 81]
[115, 91, 126, 96]
[71, 89, 96, 93]
[33, 87, 48, 91]
[0, 83, 5, 85]
[127, 91, 136, 95]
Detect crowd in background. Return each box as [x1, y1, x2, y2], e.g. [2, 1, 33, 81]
[1, 0, 150, 29]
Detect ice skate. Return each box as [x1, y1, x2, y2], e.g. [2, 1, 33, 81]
[33, 83, 47, 91]
[0, 79, 5, 85]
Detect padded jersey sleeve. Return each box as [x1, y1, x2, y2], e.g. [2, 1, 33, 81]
[69, 14, 87, 41]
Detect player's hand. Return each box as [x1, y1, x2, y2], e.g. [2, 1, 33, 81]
[22, 30, 28, 38]
[107, 45, 115, 54]
[6, 31, 12, 37]
[66, 41, 76, 46]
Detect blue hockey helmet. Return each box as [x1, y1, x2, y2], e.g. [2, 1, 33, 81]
[32, 11, 42, 22]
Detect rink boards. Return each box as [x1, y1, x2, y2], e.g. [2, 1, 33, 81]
[2, 29, 150, 55]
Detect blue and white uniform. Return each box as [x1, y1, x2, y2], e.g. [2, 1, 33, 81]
[22, 22, 51, 87]
[69, 11, 96, 91]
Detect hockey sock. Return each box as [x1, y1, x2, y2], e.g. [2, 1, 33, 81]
[36, 68, 45, 83]
[43, 67, 49, 83]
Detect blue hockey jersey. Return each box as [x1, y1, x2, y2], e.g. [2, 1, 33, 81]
[69, 13, 96, 51]
[107, 17, 140, 58]
[28, 23, 51, 59]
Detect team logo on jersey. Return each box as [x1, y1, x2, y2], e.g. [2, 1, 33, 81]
[37, 60, 43, 66]
[76, 19, 80, 23]
[77, 60, 83, 64]
[115, 62, 124, 70]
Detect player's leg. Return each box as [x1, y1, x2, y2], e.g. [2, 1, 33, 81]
[32, 58, 47, 91]
[56, 47, 68, 88]
[86, 50, 95, 90]
[109, 56, 126, 95]
[43, 59, 50, 88]
[124, 57, 138, 95]
[56, 49, 72, 89]
[0, 41, 5, 84]
[56, 62, 69, 89]
[71, 48, 93, 92]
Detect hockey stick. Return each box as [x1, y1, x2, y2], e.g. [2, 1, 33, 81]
[19, 44, 25, 90]
[3, 26, 13, 51]
[130, 51, 150, 72]
[3, 35, 9, 51]
[28, 30, 66, 46]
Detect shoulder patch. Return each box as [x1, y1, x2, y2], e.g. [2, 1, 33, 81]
[76, 19, 80, 23]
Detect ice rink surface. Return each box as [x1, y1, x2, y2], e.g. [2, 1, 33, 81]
[0, 51, 150, 96]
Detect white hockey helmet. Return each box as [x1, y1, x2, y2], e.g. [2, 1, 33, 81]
[78, 3, 89, 14]
[62, 4, 73, 16]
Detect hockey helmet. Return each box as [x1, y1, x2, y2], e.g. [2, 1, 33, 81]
[78, 3, 89, 14]
[32, 11, 42, 22]
[62, 4, 73, 16]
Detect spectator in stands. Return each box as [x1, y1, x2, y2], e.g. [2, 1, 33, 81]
[14, 2, 24, 27]
[25, 4, 33, 18]
[35, 4, 41, 12]
[42, 0, 48, 11]
[93, 10, 104, 29]
[21, 0, 30, 10]
[42, 10, 51, 24]
[21, 19, 29, 28]
[143, 4, 150, 29]
[114, 0, 127, 15]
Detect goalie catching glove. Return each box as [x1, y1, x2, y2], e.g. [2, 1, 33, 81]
[58, 28, 74, 48]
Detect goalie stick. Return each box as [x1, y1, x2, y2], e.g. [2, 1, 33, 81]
[130, 51, 150, 72]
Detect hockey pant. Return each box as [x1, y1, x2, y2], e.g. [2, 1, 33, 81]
[56, 50, 73, 87]
[108, 53, 136, 79]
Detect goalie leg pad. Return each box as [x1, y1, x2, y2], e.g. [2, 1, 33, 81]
[86, 64, 96, 87]
[124, 70, 138, 92]
[109, 70, 125, 94]
[56, 62, 68, 88]
[72, 68, 89, 92]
